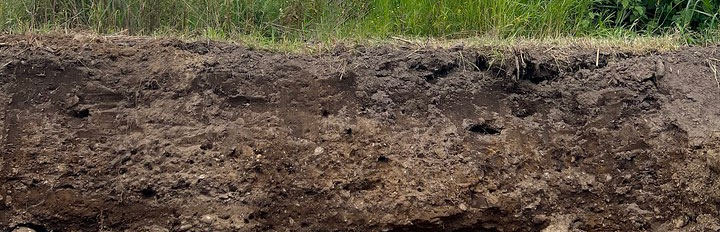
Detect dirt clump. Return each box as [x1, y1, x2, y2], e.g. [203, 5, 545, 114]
[1, 34, 720, 231]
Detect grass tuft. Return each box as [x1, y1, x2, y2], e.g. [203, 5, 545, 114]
[1, 0, 718, 44]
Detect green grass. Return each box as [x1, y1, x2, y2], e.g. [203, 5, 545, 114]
[356, 0, 597, 38]
[1, 0, 719, 43]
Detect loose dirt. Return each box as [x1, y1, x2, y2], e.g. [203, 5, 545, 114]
[1, 34, 720, 232]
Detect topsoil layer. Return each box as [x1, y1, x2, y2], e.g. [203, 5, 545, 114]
[1, 34, 720, 232]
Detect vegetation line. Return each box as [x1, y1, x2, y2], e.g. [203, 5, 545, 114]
[1, 0, 719, 44]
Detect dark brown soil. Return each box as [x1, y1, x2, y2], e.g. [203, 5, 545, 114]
[2, 34, 720, 232]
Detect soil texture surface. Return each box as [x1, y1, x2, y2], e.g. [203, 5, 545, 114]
[2, 34, 720, 231]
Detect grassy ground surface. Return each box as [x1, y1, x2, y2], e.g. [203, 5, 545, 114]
[1, 0, 719, 48]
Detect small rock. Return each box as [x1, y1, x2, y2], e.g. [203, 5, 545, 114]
[313, 146, 324, 156]
[706, 149, 720, 173]
[201, 214, 217, 224]
[625, 203, 651, 215]
[542, 214, 575, 232]
[64, 95, 80, 108]
[240, 146, 254, 157]
[697, 214, 720, 230]
[458, 203, 468, 211]
[615, 186, 631, 195]
[485, 194, 499, 206]
[12, 227, 35, 232]
[177, 224, 192, 231]
[533, 214, 549, 224]
[673, 215, 688, 229]
[140, 225, 169, 232]
[655, 58, 665, 78]
[219, 213, 231, 220]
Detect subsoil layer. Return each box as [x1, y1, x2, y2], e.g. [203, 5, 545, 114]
[2, 34, 720, 232]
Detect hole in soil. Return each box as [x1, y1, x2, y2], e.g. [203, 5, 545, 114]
[321, 109, 330, 117]
[344, 128, 353, 135]
[424, 65, 457, 83]
[468, 124, 502, 135]
[432, 65, 455, 77]
[425, 74, 437, 83]
[258, 211, 269, 219]
[413, 59, 458, 83]
[520, 60, 558, 84]
[71, 109, 90, 118]
[476, 55, 489, 70]
[377, 156, 390, 163]
[200, 142, 213, 150]
[140, 187, 157, 198]
[57, 184, 75, 189]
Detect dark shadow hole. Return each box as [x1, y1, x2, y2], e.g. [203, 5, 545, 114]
[377, 156, 389, 163]
[200, 142, 213, 150]
[424, 74, 436, 83]
[468, 124, 502, 135]
[476, 55, 489, 70]
[71, 109, 90, 118]
[520, 60, 558, 84]
[140, 187, 157, 198]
